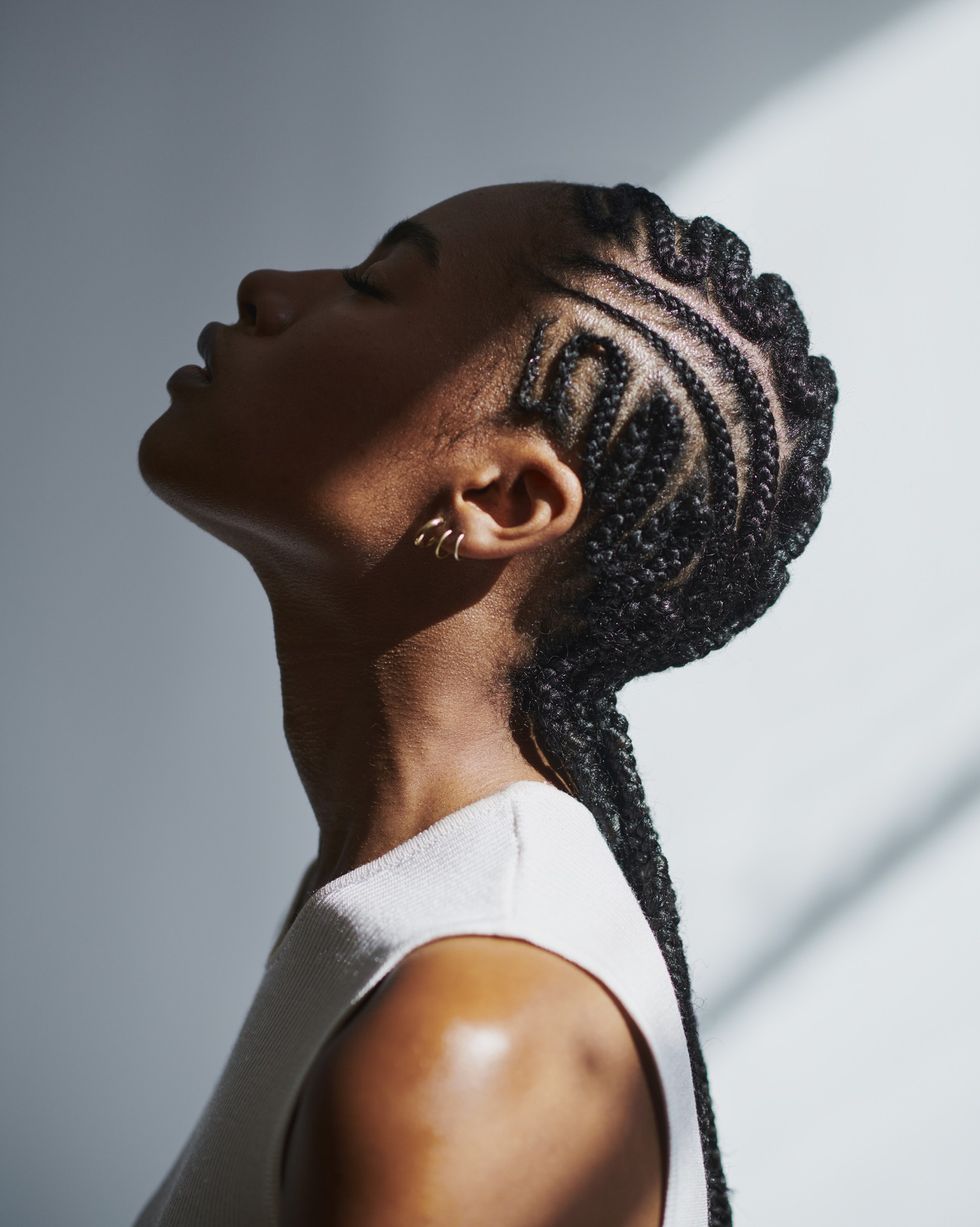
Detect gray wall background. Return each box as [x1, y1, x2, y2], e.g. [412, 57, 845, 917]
[3, 1, 976, 1223]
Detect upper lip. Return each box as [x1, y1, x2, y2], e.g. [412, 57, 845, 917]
[196, 321, 220, 379]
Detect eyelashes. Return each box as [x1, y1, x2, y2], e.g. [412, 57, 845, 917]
[341, 265, 389, 300]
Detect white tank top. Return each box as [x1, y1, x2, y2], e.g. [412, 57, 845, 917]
[132, 779, 709, 1227]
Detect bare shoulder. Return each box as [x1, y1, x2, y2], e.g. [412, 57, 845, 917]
[280, 935, 667, 1227]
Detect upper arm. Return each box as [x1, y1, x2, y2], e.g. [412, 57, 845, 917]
[279, 936, 666, 1227]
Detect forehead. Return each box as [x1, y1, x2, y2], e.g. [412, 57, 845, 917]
[412, 181, 569, 285]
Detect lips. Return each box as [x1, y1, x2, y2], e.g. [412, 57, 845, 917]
[196, 321, 221, 380]
[166, 364, 210, 393]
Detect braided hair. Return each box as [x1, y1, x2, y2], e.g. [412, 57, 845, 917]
[497, 182, 839, 1226]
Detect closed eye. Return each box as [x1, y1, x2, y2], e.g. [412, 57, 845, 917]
[341, 265, 389, 301]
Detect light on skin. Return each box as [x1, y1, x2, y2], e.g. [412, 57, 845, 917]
[138, 181, 587, 893]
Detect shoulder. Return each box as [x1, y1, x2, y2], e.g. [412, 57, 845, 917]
[280, 935, 667, 1227]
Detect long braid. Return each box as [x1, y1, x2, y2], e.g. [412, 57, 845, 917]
[503, 182, 839, 1226]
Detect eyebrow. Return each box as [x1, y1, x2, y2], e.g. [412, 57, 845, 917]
[374, 218, 441, 269]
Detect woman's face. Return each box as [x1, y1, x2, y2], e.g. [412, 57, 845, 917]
[138, 181, 564, 577]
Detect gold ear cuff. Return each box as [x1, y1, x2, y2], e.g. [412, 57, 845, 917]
[413, 515, 464, 561]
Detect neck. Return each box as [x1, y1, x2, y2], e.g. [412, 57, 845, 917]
[258, 565, 553, 890]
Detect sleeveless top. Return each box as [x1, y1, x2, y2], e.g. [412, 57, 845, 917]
[131, 779, 709, 1227]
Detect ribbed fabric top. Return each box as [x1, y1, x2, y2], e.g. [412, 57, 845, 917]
[132, 779, 709, 1227]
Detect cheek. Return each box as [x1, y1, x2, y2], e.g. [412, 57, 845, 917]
[221, 317, 446, 551]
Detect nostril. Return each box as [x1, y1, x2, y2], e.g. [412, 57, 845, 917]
[235, 270, 266, 328]
[235, 269, 295, 334]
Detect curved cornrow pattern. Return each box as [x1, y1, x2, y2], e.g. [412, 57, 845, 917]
[547, 283, 741, 542]
[509, 315, 631, 497]
[558, 255, 782, 570]
[503, 182, 840, 1227]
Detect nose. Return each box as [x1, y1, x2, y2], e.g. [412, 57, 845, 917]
[235, 268, 298, 335]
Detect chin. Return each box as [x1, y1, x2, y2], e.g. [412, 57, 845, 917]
[136, 409, 290, 563]
[138, 409, 191, 503]
[136, 409, 228, 537]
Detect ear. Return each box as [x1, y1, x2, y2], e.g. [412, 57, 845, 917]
[447, 436, 584, 561]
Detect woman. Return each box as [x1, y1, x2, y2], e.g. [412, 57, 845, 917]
[133, 180, 838, 1227]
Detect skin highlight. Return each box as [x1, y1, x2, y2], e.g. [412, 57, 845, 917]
[277, 936, 668, 1227]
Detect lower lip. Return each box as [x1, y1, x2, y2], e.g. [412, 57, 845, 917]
[166, 364, 211, 392]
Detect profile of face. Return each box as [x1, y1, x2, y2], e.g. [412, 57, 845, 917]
[138, 182, 584, 606]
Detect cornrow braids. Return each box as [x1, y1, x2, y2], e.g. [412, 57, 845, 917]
[502, 182, 839, 1227]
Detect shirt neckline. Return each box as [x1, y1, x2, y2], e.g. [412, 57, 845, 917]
[265, 777, 579, 969]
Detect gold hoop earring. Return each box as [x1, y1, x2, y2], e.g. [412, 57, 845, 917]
[413, 514, 464, 561]
[434, 527, 454, 558]
[413, 515, 444, 547]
